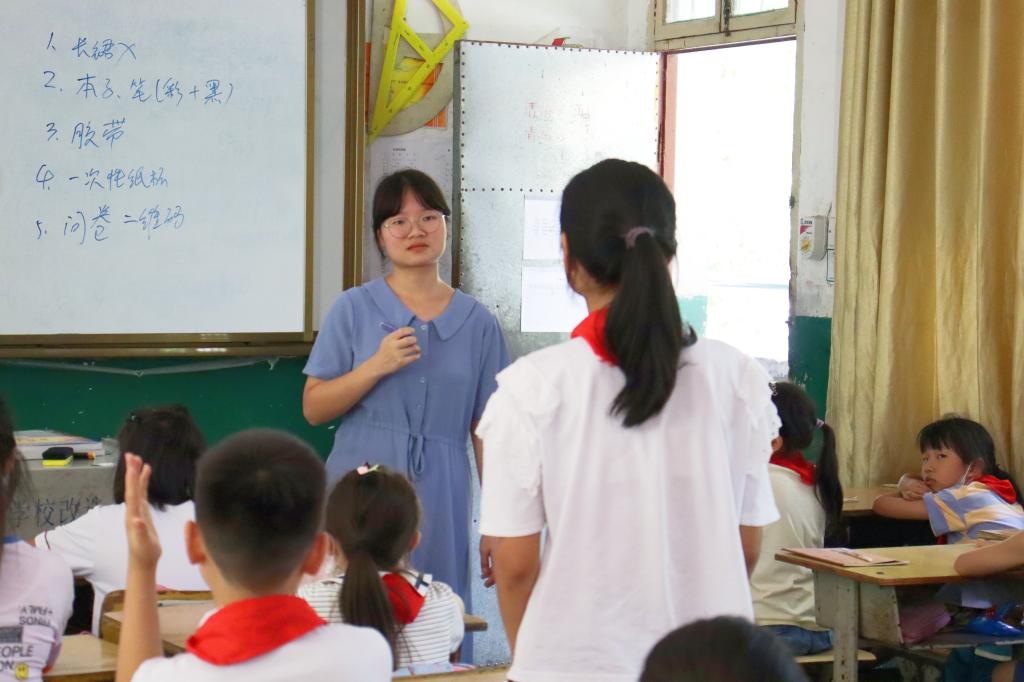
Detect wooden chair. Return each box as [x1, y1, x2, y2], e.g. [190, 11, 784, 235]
[98, 589, 212, 644]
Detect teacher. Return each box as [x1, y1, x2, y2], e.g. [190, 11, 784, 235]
[302, 169, 509, 629]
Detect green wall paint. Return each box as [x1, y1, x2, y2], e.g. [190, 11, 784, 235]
[789, 315, 833, 463]
[0, 358, 337, 458]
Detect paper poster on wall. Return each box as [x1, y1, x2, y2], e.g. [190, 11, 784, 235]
[521, 264, 587, 333]
[522, 196, 562, 260]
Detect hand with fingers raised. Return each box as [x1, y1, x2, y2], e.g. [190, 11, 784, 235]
[123, 452, 162, 569]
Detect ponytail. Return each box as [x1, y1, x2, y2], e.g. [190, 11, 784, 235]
[559, 159, 697, 428]
[339, 548, 399, 660]
[815, 422, 843, 538]
[325, 466, 422, 669]
[607, 234, 695, 426]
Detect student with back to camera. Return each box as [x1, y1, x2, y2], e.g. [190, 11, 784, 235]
[478, 159, 782, 681]
[35, 405, 208, 634]
[116, 429, 392, 681]
[750, 381, 843, 656]
[299, 464, 465, 673]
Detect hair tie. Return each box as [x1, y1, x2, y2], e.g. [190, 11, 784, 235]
[816, 419, 825, 429]
[623, 226, 655, 249]
[127, 412, 141, 423]
[356, 462, 380, 476]
[769, 382, 778, 396]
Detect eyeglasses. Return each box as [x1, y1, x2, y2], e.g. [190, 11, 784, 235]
[382, 211, 447, 239]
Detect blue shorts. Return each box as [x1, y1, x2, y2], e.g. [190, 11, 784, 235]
[763, 625, 834, 656]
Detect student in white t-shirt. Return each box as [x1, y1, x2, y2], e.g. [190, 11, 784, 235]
[116, 429, 392, 681]
[477, 159, 781, 682]
[749, 381, 843, 655]
[35, 406, 208, 635]
[0, 396, 74, 682]
[298, 464, 464, 673]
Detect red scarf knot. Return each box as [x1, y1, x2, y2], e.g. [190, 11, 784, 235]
[770, 449, 816, 486]
[185, 595, 325, 666]
[382, 571, 429, 625]
[976, 475, 1018, 505]
[571, 307, 616, 365]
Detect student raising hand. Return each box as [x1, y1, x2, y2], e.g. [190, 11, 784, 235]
[124, 453, 162, 568]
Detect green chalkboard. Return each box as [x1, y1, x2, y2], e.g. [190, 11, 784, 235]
[0, 357, 337, 458]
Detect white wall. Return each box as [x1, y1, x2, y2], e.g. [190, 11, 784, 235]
[793, 0, 844, 318]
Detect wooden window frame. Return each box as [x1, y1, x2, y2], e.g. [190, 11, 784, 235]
[652, 0, 797, 50]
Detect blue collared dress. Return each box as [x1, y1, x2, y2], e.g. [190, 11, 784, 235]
[305, 277, 509, 625]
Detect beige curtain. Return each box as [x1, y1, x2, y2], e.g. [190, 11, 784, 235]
[828, 0, 1024, 487]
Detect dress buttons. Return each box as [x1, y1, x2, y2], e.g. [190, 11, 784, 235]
[420, 324, 428, 330]
[419, 377, 426, 383]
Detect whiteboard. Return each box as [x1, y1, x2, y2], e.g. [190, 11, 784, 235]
[0, 0, 309, 337]
[455, 41, 661, 359]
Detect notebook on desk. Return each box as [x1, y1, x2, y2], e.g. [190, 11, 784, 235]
[783, 547, 909, 567]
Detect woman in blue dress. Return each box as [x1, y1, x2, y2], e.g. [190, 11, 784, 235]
[302, 170, 509, 651]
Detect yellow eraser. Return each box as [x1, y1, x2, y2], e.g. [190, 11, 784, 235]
[42, 456, 73, 467]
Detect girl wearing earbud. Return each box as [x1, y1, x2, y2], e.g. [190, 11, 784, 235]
[873, 416, 1024, 543]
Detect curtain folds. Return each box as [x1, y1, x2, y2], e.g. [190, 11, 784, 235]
[829, 0, 1024, 486]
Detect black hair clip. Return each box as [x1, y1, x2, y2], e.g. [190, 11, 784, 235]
[769, 382, 778, 397]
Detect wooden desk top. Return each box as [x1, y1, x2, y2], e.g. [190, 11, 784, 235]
[842, 485, 897, 517]
[776, 544, 981, 586]
[404, 666, 509, 681]
[45, 634, 117, 682]
[103, 601, 488, 654]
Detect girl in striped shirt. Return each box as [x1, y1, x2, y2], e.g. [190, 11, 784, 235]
[298, 465, 464, 672]
[872, 416, 1024, 543]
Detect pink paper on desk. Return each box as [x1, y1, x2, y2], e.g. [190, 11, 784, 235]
[784, 547, 908, 567]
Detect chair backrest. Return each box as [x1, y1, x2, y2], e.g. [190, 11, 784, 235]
[99, 589, 213, 643]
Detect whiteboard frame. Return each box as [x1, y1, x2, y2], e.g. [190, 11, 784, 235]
[0, 0, 318, 358]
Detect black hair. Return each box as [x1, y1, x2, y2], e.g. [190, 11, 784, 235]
[640, 616, 808, 682]
[0, 396, 20, 566]
[918, 415, 1021, 500]
[560, 159, 696, 427]
[194, 429, 326, 592]
[371, 169, 450, 258]
[772, 382, 844, 538]
[327, 465, 421, 667]
[113, 405, 206, 510]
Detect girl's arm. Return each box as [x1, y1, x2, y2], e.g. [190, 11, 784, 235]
[302, 328, 420, 425]
[739, 526, 762, 577]
[493, 534, 541, 654]
[955, 532, 1024, 577]
[872, 493, 930, 520]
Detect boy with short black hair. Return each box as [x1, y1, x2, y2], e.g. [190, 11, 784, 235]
[116, 429, 391, 681]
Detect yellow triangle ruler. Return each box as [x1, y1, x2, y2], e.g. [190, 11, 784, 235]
[370, 0, 468, 141]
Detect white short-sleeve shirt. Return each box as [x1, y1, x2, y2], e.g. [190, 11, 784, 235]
[35, 502, 207, 634]
[478, 337, 780, 682]
[0, 539, 74, 682]
[750, 465, 827, 629]
[131, 621, 392, 681]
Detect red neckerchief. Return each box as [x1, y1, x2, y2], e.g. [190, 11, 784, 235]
[571, 307, 616, 365]
[382, 572, 428, 625]
[186, 595, 325, 665]
[976, 475, 1018, 504]
[770, 449, 816, 486]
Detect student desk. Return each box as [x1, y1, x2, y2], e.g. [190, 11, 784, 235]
[404, 666, 510, 680]
[777, 544, 1024, 681]
[842, 486, 895, 517]
[102, 602, 489, 654]
[44, 634, 117, 682]
[14, 456, 116, 539]
[841, 486, 935, 548]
